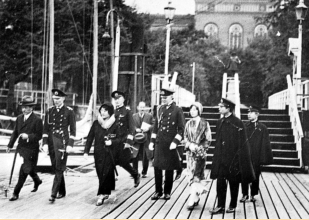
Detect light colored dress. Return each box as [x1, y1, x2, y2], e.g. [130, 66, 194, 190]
[184, 116, 212, 195]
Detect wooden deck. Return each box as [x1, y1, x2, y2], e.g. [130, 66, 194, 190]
[1, 162, 309, 219]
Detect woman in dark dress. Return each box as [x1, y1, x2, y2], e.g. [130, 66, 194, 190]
[83, 102, 120, 206]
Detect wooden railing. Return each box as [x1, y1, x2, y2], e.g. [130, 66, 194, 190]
[301, 80, 309, 110]
[287, 75, 304, 167]
[268, 89, 289, 110]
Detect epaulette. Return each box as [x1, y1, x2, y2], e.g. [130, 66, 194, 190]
[66, 106, 73, 111]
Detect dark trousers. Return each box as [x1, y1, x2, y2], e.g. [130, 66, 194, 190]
[216, 165, 240, 209]
[121, 162, 138, 178]
[154, 167, 174, 195]
[241, 170, 260, 196]
[14, 164, 41, 195]
[51, 170, 66, 197]
[132, 145, 149, 175]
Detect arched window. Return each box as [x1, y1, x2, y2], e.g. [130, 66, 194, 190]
[229, 24, 243, 49]
[254, 24, 268, 37]
[204, 23, 218, 39]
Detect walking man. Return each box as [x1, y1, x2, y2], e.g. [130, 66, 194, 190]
[132, 101, 153, 178]
[42, 89, 76, 202]
[111, 91, 140, 187]
[240, 105, 273, 202]
[209, 98, 255, 214]
[149, 87, 186, 200]
[7, 96, 43, 201]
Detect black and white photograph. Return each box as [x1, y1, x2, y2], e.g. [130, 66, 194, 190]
[1, 0, 309, 218]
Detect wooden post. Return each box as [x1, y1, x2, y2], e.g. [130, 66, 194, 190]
[109, 0, 115, 96]
[48, 0, 54, 107]
[92, 0, 98, 121]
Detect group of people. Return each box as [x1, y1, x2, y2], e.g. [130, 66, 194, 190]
[6, 87, 273, 212]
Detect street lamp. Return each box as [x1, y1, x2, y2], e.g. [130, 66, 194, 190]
[295, 0, 307, 106]
[103, 9, 121, 93]
[163, 1, 175, 76]
[190, 62, 195, 94]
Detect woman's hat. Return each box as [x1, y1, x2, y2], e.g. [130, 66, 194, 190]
[18, 96, 36, 106]
[190, 102, 203, 116]
[134, 132, 147, 143]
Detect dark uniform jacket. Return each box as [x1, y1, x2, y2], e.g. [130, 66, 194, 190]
[8, 112, 43, 173]
[42, 105, 76, 171]
[246, 121, 273, 173]
[114, 105, 135, 165]
[151, 102, 186, 170]
[210, 114, 255, 183]
[132, 112, 154, 159]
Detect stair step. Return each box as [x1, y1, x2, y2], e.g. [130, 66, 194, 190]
[268, 128, 293, 135]
[272, 149, 298, 158]
[271, 142, 296, 150]
[241, 114, 290, 121]
[270, 135, 294, 142]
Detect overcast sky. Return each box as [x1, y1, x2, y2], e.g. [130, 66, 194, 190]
[124, 0, 195, 15]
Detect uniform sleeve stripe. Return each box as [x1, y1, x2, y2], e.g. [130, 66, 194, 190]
[43, 134, 48, 138]
[151, 133, 157, 138]
[127, 134, 134, 140]
[175, 134, 182, 141]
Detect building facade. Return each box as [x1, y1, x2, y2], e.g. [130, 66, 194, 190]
[195, 0, 274, 48]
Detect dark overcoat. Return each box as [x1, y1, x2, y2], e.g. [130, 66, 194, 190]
[246, 121, 273, 173]
[114, 105, 135, 165]
[152, 103, 186, 170]
[132, 112, 154, 159]
[84, 120, 121, 194]
[210, 114, 255, 183]
[8, 113, 43, 173]
[43, 105, 76, 171]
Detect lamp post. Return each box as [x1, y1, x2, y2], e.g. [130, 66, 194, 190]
[295, 0, 307, 106]
[164, 1, 175, 76]
[191, 62, 195, 94]
[103, 9, 120, 94]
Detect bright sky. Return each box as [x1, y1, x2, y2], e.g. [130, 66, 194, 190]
[124, 0, 195, 15]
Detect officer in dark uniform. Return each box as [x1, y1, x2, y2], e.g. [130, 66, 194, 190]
[111, 91, 140, 188]
[210, 98, 255, 214]
[240, 105, 273, 202]
[42, 89, 76, 202]
[149, 87, 186, 200]
[7, 96, 43, 201]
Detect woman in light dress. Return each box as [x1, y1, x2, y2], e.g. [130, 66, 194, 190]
[184, 102, 212, 210]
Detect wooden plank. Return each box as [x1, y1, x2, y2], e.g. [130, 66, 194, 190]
[234, 185, 245, 219]
[293, 173, 309, 192]
[253, 189, 268, 219]
[223, 181, 234, 219]
[272, 173, 300, 219]
[244, 194, 256, 219]
[161, 177, 189, 219]
[200, 179, 224, 219]
[259, 172, 278, 219]
[281, 173, 309, 219]
[262, 172, 289, 219]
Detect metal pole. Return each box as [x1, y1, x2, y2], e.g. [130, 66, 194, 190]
[133, 55, 138, 113]
[48, 0, 54, 107]
[92, 0, 98, 121]
[192, 62, 195, 94]
[296, 20, 303, 107]
[164, 23, 171, 75]
[112, 17, 120, 92]
[109, 0, 115, 95]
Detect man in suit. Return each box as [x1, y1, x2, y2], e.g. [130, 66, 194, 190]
[132, 101, 154, 178]
[209, 98, 255, 214]
[42, 89, 76, 202]
[240, 105, 273, 202]
[149, 87, 186, 200]
[7, 96, 43, 201]
[111, 90, 140, 187]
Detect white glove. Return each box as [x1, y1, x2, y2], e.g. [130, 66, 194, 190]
[83, 153, 89, 159]
[41, 144, 49, 153]
[6, 147, 11, 153]
[149, 142, 154, 151]
[20, 133, 29, 140]
[170, 142, 177, 150]
[66, 146, 74, 153]
[105, 140, 112, 146]
[189, 143, 198, 152]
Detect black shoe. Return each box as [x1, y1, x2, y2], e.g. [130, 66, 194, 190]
[134, 173, 141, 187]
[151, 192, 163, 200]
[240, 195, 249, 202]
[9, 194, 19, 201]
[164, 194, 171, 200]
[175, 170, 182, 180]
[56, 194, 65, 199]
[226, 207, 236, 213]
[49, 196, 56, 202]
[141, 174, 147, 178]
[31, 179, 42, 192]
[194, 197, 200, 206]
[250, 196, 256, 202]
[209, 207, 225, 214]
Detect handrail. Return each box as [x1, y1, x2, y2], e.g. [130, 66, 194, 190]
[301, 80, 309, 110]
[268, 89, 289, 109]
[287, 74, 304, 167]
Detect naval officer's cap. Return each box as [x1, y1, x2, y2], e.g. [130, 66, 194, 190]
[248, 105, 261, 113]
[52, 88, 67, 97]
[219, 98, 235, 108]
[111, 90, 125, 99]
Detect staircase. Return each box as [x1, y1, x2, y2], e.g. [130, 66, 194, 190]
[182, 106, 302, 173]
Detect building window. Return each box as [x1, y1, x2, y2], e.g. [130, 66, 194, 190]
[254, 24, 268, 37]
[229, 24, 243, 49]
[204, 23, 218, 39]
